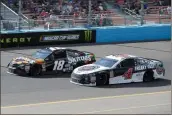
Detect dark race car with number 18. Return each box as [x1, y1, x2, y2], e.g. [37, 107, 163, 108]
[70, 54, 165, 86]
[7, 47, 96, 76]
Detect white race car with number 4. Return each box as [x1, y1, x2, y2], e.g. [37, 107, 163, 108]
[70, 54, 165, 86]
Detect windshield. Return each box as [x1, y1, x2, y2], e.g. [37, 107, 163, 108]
[94, 58, 118, 68]
[32, 49, 52, 59]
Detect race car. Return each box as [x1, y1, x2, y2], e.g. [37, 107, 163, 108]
[7, 47, 96, 76]
[70, 54, 165, 86]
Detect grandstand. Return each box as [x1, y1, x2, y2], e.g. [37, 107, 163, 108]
[0, 0, 171, 31]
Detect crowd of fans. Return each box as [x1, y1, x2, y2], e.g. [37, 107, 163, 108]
[2, 0, 112, 28]
[1, 0, 171, 29]
[114, 0, 171, 15]
[5, 0, 107, 19]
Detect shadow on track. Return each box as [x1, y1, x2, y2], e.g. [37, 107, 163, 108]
[2, 65, 171, 88]
[17, 73, 72, 79]
[94, 78, 171, 89]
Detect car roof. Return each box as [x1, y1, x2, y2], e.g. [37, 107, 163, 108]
[105, 54, 137, 61]
[47, 47, 66, 51]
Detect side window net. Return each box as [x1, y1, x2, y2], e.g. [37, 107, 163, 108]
[120, 59, 135, 68]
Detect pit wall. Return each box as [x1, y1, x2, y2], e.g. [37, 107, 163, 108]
[95, 24, 171, 43]
[1, 24, 171, 48]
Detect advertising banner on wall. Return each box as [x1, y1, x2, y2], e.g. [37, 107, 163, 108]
[0, 30, 96, 48]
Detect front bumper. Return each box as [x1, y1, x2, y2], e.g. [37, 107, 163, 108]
[7, 66, 27, 76]
[70, 73, 96, 86]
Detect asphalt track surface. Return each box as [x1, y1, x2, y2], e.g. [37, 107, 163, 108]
[1, 41, 171, 114]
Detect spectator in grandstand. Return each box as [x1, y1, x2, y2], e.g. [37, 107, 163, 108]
[166, 5, 171, 14]
[143, 1, 148, 10]
[39, 9, 49, 19]
[67, 2, 73, 13]
[158, 7, 164, 15]
[158, 0, 164, 6]
[133, 1, 141, 15]
[49, 12, 58, 20]
[31, 14, 37, 20]
[0, 15, 3, 20]
[98, 3, 104, 11]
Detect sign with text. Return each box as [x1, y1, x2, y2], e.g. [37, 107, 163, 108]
[0, 30, 96, 48]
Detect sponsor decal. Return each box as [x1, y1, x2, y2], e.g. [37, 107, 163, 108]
[40, 34, 80, 42]
[136, 73, 143, 77]
[84, 30, 92, 42]
[0, 37, 31, 44]
[78, 65, 100, 71]
[135, 65, 147, 71]
[115, 54, 130, 58]
[14, 57, 35, 64]
[68, 56, 91, 64]
[139, 59, 151, 64]
[42, 63, 46, 71]
[14, 57, 30, 61]
[135, 64, 154, 71]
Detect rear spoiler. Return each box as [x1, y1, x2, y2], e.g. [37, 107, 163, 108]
[138, 57, 163, 63]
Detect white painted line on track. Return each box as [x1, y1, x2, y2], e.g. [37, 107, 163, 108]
[77, 103, 171, 114]
[1, 91, 171, 109]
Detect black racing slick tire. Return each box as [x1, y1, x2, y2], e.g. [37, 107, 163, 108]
[143, 70, 154, 82]
[96, 73, 109, 86]
[29, 65, 42, 77]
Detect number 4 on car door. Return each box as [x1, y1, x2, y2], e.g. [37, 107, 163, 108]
[123, 68, 133, 79]
[117, 58, 135, 80]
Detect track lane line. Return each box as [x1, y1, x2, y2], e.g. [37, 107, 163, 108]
[77, 103, 171, 114]
[1, 91, 171, 109]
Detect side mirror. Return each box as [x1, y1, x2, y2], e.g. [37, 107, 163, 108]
[45, 58, 49, 61]
[116, 65, 121, 69]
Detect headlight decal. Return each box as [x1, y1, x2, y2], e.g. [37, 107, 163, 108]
[89, 73, 96, 82]
[19, 64, 25, 69]
[25, 65, 30, 72]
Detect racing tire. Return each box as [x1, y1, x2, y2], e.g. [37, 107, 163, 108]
[96, 73, 109, 86]
[29, 65, 42, 77]
[143, 70, 154, 82]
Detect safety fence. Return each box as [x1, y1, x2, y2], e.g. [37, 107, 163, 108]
[1, 13, 171, 32]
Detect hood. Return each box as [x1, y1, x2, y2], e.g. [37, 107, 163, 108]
[10, 56, 44, 65]
[73, 63, 110, 74]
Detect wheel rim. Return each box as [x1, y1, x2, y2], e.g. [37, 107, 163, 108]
[103, 75, 108, 85]
[99, 74, 107, 85]
[144, 72, 154, 82]
[36, 67, 41, 75]
[32, 67, 40, 76]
